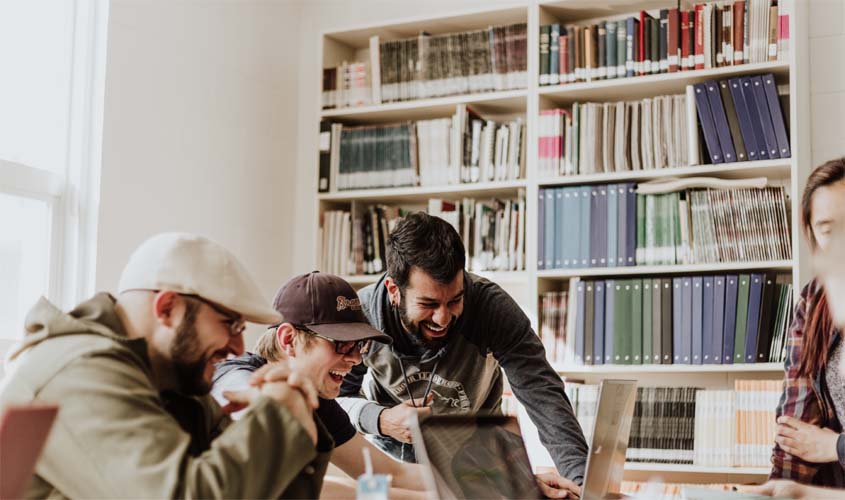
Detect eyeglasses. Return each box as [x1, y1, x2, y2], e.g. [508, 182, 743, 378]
[180, 294, 246, 338]
[296, 326, 371, 356]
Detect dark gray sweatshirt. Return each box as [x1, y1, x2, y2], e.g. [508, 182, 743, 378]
[337, 272, 588, 483]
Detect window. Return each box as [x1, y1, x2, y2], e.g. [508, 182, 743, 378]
[0, 0, 109, 339]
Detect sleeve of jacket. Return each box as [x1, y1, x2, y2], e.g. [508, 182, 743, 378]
[476, 282, 589, 483]
[770, 282, 823, 483]
[35, 349, 321, 499]
[338, 363, 387, 435]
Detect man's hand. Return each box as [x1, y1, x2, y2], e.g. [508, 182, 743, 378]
[739, 479, 845, 499]
[249, 360, 320, 409]
[378, 397, 432, 443]
[775, 416, 840, 463]
[224, 380, 319, 445]
[535, 472, 581, 499]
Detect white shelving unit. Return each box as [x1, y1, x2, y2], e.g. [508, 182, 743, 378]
[315, 0, 810, 484]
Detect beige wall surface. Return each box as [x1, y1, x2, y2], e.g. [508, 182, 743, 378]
[97, 0, 303, 344]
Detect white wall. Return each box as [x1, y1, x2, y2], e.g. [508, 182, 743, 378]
[97, 0, 303, 345]
[808, 0, 845, 166]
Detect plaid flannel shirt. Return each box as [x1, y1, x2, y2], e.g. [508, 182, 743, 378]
[770, 279, 845, 486]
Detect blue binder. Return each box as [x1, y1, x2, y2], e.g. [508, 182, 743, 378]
[580, 186, 592, 267]
[762, 73, 791, 158]
[672, 277, 683, 363]
[705, 81, 738, 162]
[626, 184, 637, 266]
[545, 189, 555, 269]
[575, 280, 586, 364]
[740, 76, 770, 160]
[711, 276, 726, 364]
[607, 184, 619, 268]
[681, 277, 693, 364]
[605, 279, 616, 364]
[538, 189, 545, 270]
[615, 184, 626, 267]
[554, 188, 564, 268]
[702, 276, 715, 364]
[594, 281, 606, 365]
[693, 83, 724, 163]
[727, 77, 761, 161]
[744, 273, 765, 363]
[749, 75, 781, 160]
[692, 276, 704, 365]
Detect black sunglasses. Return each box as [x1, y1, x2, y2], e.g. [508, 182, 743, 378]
[295, 326, 371, 355]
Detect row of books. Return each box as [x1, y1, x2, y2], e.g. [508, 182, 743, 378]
[539, 274, 792, 367]
[322, 61, 370, 109]
[322, 23, 529, 109]
[538, 0, 789, 85]
[318, 112, 525, 192]
[694, 381, 781, 467]
[567, 381, 779, 467]
[538, 93, 696, 178]
[537, 183, 791, 270]
[320, 198, 526, 275]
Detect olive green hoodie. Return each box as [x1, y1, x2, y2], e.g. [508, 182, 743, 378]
[0, 293, 331, 499]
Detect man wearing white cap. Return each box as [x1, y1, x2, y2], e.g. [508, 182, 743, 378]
[0, 233, 331, 498]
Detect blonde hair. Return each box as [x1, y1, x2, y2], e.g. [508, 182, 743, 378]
[253, 325, 314, 362]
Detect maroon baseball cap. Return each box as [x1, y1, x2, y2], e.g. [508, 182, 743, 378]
[272, 271, 391, 344]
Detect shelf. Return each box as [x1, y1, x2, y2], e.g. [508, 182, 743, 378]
[553, 362, 783, 374]
[537, 159, 792, 187]
[537, 260, 794, 279]
[538, 61, 789, 104]
[318, 179, 527, 203]
[339, 274, 380, 286]
[320, 89, 527, 123]
[624, 463, 769, 475]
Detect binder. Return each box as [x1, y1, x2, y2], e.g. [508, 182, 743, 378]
[554, 188, 564, 268]
[711, 275, 726, 364]
[661, 278, 673, 363]
[580, 186, 592, 267]
[615, 184, 626, 267]
[692, 276, 704, 364]
[762, 73, 791, 158]
[740, 76, 770, 160]
[545, 189, 555, 269]
[718, 80, 748, 161]
[692, 83, 724, 163]
[584, 281, 595, 365]
[642, 278, 653, 364]
[626, 184, 637, 266]
[756, 275, 777, 362]
[702, 276, 715, 364]
[705, 80, 737, 162]
[594, 281, 606, 365]
[631, 279, 643, 364]
[608, 279, 619, 363]
[617, 280, 632, 364]
[728, 77, 760, 160]
[672, 277, 683, 363]
[607, 184, 619, 268]
[575, 280, 586, 364]
[744, 274, 765, 363]
[681, 277, 693, 363]
[749, 75, 781, 159]
[722, 275, 739, 364]
[733, 274, 751, 363]
[550, 24, 561, 85]
[538, 189, 545, 270]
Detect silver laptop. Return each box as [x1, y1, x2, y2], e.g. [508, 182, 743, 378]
[411, 379, 637, 500]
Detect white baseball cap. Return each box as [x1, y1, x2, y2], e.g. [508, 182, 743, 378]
[118, 232, 281, 324]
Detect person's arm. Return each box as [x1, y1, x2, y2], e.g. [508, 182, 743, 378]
[37, 351, 321, 499]
[338, 362, 390, 436]
[210, 369, 253, 420]
[770, 282, 824, 483]
[741, 479, 845, 499]
[473, 281, 588, 483]
[331, 433, 427, 491]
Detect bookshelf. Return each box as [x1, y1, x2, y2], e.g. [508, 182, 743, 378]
[315, 0, 809, 485]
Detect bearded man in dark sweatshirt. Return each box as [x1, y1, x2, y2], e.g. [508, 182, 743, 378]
[338, 212, 588, 493]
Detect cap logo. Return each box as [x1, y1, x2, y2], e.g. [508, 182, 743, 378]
[336, 296, 361, 311]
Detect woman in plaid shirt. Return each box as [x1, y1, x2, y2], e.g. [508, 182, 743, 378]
[770, 159, 845, 488]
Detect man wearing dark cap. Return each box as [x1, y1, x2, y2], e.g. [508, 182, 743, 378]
[212, 271, 428, 499]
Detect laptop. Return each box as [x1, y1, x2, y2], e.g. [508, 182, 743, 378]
[0, 404, 58, 499]
[411, 379, 637, 500]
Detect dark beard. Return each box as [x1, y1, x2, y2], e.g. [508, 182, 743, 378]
[396, 294, 451, 351]
[169, 302, 210, 396]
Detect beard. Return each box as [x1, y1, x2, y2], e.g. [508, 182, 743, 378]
[396, 293, 455, 351]
[169, 303, 211, 396]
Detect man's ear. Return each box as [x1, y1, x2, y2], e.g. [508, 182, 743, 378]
[152, 291, 180, 327]
[276, 323, 297, 356]
[384, 276, 401, 307]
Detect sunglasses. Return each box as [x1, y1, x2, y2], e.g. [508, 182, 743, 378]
[296, 326, 371, 356]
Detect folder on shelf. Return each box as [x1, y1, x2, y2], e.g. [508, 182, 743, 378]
[756, 276, 777, 363]
[575, 280, 586, 364]
[739, 76, 770, 160]
[672, 277, 683, 364]
[762, 73, 791, 158]
[692, 276, 704, 365]
[607, 184, 619, 268]
[538, 189, 545, 270]
[606, 279, 617, 363]
[718, 80, 748, 161]
[594, 280, 606, 365]
[660, 278, 673, 363]
[744, 274, 765, 363]
[631, 279, 643, 364]
[705, 80, 738, 163]
[710, 275, 727, 364]
[545, 188, 555, 269]
[584, 281, 595, 365]
[722, 275, 739, 365]
[642, 278, 653, 364]
[748, 75, 781, 160]
[733, 274, 751, 364]
[692, 83, 723, 164]
[580, 186, 592, 267]
[681, 277, 693, 364]
[701, 276, 715, 364]
[615, 184, 627, 267]
[554, 188, 564, 269]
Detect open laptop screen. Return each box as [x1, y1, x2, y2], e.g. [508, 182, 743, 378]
[413, 415, 543, 500]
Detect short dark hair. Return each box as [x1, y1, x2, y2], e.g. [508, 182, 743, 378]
[386, 211, 465, 290]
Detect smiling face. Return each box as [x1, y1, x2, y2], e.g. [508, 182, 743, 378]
[280, 324, 363, 399]
[387, 267, 465, 346]
[165, 294, 245, 396]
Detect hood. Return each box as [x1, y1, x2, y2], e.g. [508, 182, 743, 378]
[9, 292, 132, 362]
